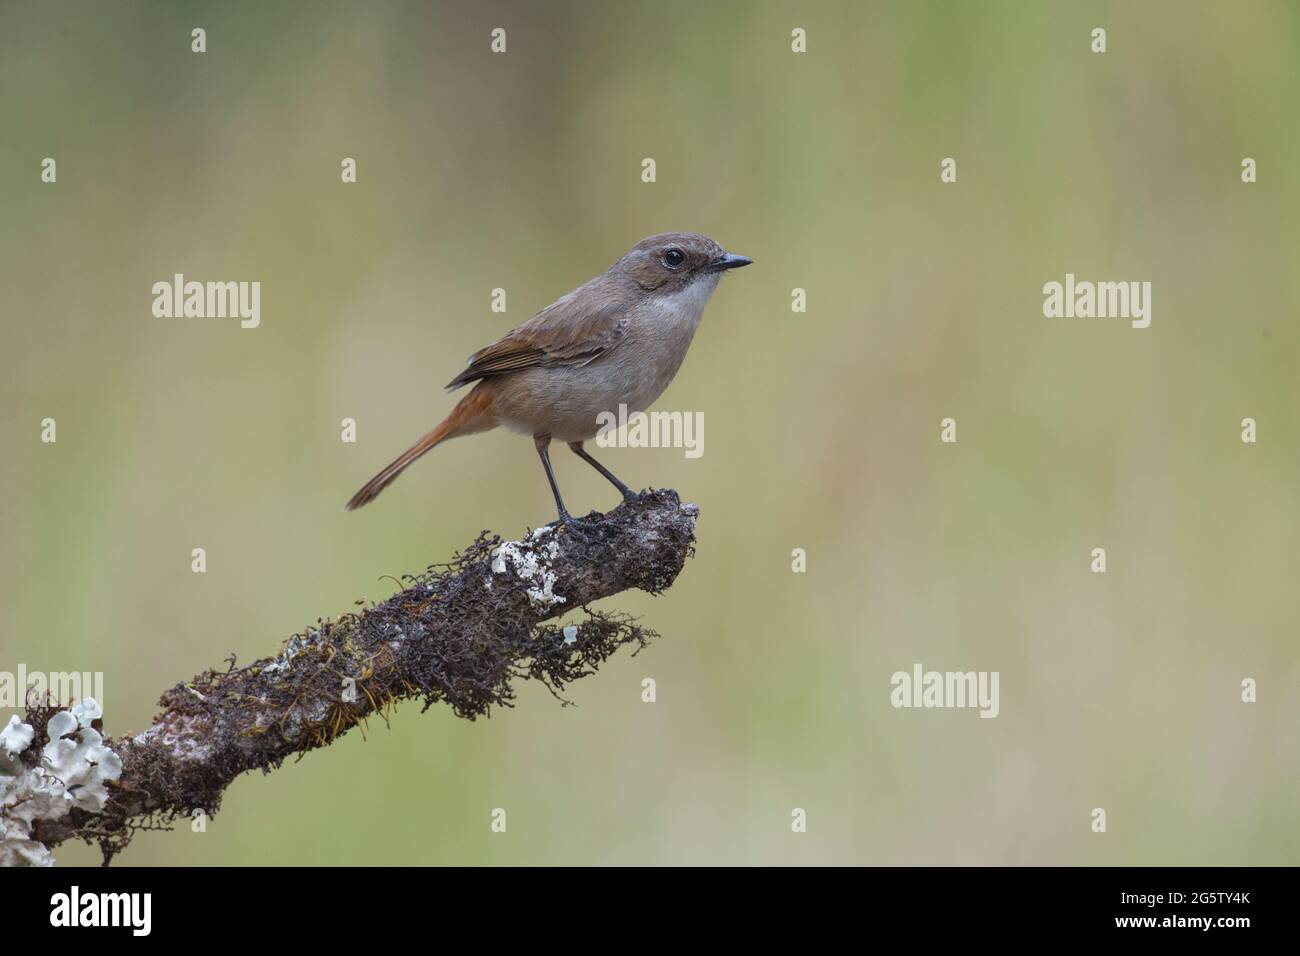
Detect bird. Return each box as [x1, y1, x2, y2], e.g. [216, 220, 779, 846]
[345, 232, 752, 526]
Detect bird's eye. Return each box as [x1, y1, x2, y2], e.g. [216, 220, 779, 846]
[663, 248, 686, 267]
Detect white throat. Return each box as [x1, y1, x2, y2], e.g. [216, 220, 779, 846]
[652, 274, 721, 330]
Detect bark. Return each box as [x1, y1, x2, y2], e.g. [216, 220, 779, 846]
[26, 490, 698, 864]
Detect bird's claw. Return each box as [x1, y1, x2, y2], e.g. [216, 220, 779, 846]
[557, 514, 602, 541]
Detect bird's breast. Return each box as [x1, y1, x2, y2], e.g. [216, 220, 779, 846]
[615, 276, 718, 402]
[491, 276, 719, 442]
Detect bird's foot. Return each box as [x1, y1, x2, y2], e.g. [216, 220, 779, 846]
[555, 512, 603, 541]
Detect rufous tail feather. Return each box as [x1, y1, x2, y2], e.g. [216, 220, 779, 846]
[345, 382, 497, 510]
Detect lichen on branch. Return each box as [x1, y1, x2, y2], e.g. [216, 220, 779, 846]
[7, 489, 698, 865]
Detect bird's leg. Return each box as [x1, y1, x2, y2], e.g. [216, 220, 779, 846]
[536, 435, 600, 538]
[534, 435, 574, 524]
[568, 441, 637, 502]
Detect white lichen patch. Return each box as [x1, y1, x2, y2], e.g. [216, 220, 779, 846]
[70, 698, 103, 726]
[135, 714, 212, 763]
[0, 716, 33, 762]
[491, 534, 567, 609]
[1, 698, 122, 867]
[263, 629, 320, 675]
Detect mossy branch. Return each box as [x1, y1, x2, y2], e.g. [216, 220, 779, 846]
[28, 490, 698, 864]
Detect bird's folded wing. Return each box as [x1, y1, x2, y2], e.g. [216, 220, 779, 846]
[446, 290, 629, 389]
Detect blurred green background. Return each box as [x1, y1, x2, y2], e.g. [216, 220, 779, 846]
[2, 0, 1297, 865]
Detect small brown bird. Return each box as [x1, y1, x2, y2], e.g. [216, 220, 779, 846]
[346, 232, 752, 524]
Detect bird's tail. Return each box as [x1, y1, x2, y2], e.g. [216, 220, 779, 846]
[345, 382, 497, 510]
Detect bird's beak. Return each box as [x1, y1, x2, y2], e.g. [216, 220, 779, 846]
[706, 252, 754, 272]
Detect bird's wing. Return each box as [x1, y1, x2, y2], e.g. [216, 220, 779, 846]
[446, 287, 630, 390]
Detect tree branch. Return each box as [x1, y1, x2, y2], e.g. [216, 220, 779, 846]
[19, 490, 698, 864]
